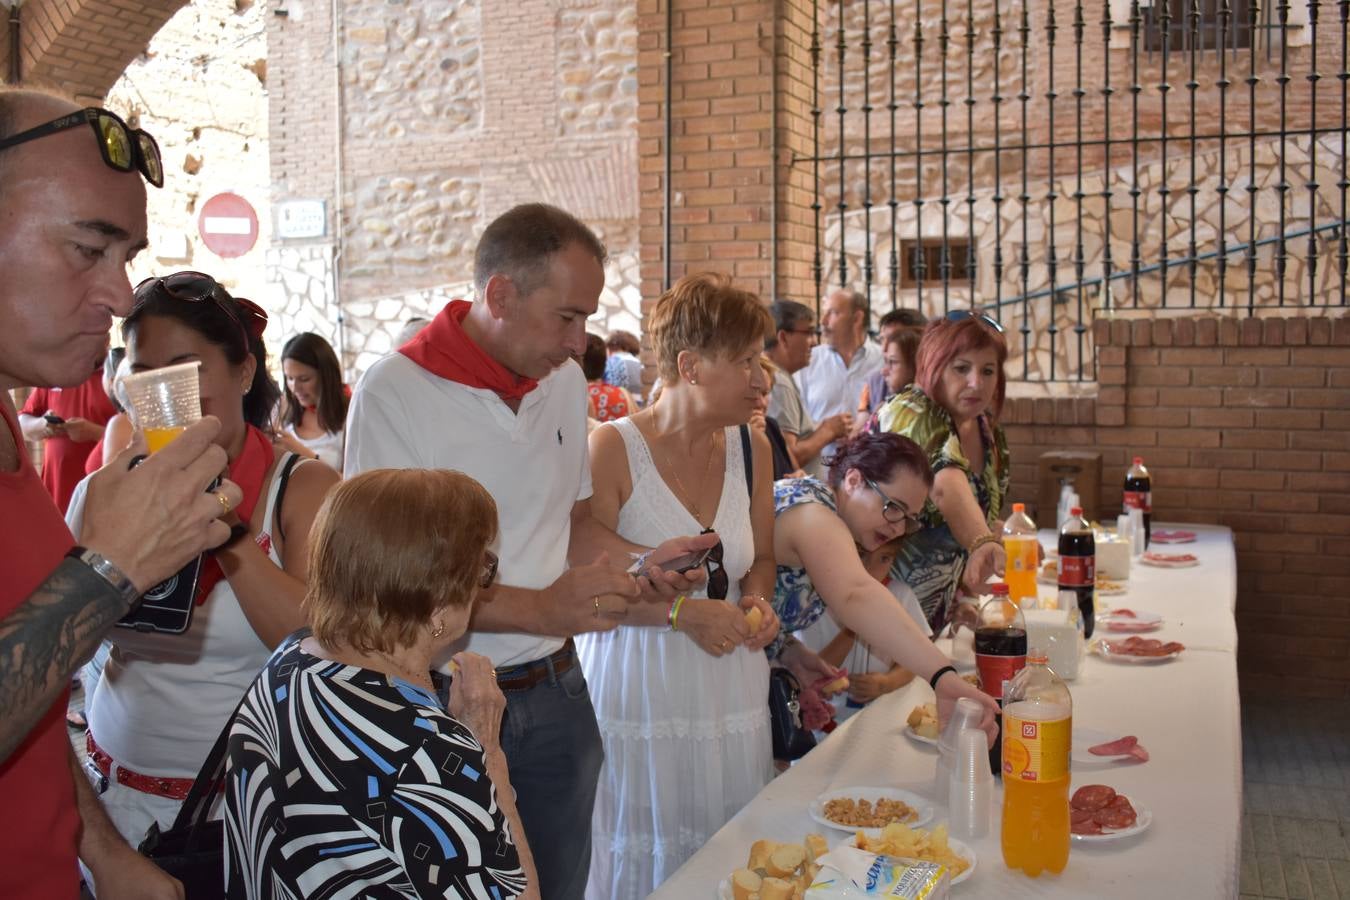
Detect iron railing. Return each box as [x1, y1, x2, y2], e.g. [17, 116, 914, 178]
[797, 0, 1349, 382]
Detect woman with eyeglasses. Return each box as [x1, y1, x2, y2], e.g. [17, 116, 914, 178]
[876, 312, 1011, 634]
[62, 271, 338, 863]
[224, 469, 538, 899]
[578, 273, 780, 899]
[769, 431, 997, 743]
[277, 331, 349, 470]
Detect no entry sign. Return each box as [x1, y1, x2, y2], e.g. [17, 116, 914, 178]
[198, 192, 259, 258]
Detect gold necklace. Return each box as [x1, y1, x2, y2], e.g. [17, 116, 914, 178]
[656, 425, 721, 525]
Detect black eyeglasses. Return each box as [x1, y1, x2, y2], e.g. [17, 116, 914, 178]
[134, 272, 268, 346]
[480, 550, 498, 590]
[945, 309, 1005, 333]
[864, 478, 923, 534]
[700, 529, 729, 601]
[0, 107, 163, 188]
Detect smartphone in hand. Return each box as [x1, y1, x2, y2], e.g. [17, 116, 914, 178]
[626, 546, 713, 577]
[44, 413, 66, 427]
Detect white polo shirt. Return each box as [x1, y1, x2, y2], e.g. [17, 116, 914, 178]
[794, 341, 884, 424]
[345, 352, 592, 670]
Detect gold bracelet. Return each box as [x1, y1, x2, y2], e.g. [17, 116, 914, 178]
[965, 532, 1000, 555]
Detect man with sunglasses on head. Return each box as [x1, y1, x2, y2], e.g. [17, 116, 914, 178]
[345, 202, 718, 900]
[0, 87, 240, 899]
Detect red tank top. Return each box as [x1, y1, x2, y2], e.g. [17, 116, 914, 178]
[0, 399, 80, 899]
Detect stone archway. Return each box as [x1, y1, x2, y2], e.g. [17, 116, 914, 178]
[2, 0, 190, 100]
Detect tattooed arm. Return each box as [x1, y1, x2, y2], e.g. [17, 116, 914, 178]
[0, 557, 130, 765]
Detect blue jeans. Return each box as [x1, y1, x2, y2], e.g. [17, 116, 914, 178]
[498, 661, 605, 900]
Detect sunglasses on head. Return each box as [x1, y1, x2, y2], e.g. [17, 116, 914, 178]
[0, 107, 163, 188]
[134, 272, 268, 345]
[945, 309, 1005, 333]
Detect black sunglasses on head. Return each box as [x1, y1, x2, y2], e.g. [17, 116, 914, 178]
[945, 309, 1005, 333]
[0, 107, 163, 188]
[134, 272, 268, 345]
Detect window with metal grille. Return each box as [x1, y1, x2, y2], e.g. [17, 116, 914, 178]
[902, 239, 973, 287]
[1142, 0, 1255, 53]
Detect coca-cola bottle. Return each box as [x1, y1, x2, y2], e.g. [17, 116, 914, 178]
[1123, 456, 1152, 547]
[1057, 507, 1097, 639]
[974, 583, 1028, 776]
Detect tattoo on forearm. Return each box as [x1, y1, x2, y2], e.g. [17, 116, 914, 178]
[0, 558, 127, 765]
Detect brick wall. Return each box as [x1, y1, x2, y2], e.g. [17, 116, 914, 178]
[1000, 313, 1350, 699]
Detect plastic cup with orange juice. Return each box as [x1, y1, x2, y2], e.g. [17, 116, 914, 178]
[119, 361, 202, 453]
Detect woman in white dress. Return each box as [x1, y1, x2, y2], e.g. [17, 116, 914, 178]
[277, 331, 348, 470]
[579, 274, 780, 899]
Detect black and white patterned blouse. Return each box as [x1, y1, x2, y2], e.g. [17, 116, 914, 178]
[224, 632, 526, 899]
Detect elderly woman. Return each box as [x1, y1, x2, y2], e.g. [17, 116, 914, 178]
[771, 432, 998, 739]
[579, 273, 780, 899]
[65, 272, 337, 863]
[877, 312, 1010, 634]
[224, 469, 539, 899]
[277, 331, 349, 470]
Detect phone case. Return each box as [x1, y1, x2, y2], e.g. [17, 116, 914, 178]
[116, 555, 203, 635]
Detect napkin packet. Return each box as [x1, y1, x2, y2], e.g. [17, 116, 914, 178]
[805, 846, 950, 899]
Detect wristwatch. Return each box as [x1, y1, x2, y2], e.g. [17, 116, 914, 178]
[66, 546, 141, 611]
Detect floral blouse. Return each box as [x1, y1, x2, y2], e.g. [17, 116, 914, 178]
[768, 477, 838, 659]
[876, 386, 1010, 633]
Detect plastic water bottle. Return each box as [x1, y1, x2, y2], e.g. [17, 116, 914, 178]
[1002, 504, 1039, 608]
[1001, 649, 1072, 877]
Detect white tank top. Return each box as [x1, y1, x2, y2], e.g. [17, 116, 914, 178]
[67, 453, 297, 777]
[284, 423, 344, 471]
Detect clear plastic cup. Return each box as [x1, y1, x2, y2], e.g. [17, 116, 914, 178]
[948, 726, 993, 839]
[119, 361, 202, 452]
[934, 697, 987, 797]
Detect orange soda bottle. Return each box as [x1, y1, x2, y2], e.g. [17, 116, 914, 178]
[1001, 648, 1072, 877]
[1002, 503, 1040, 607]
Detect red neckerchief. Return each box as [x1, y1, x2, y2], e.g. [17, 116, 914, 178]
[198, 425, 275, 605]
[399, 300, 539, 402]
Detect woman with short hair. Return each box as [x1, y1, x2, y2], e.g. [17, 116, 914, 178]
[580, 273, 780, 899]
[224, 468, 539, 899]
[878, 312, 1011, 633]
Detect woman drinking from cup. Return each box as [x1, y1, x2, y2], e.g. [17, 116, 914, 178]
[64, 271, 338, 860]
[277, 331, 348, 470]
[224, 469, 538, 899]
[876, 312, 1011, 634]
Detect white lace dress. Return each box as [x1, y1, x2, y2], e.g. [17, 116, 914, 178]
[578, 419, 772, 900]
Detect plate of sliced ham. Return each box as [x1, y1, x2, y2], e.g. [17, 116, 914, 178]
[1094, 636, 1185, 663]
[1073, 731, 1150, 765]
[1140, 551, 1199, 568]
[1150, 530, 1197, 544]
[1098, 609, 1163, 632]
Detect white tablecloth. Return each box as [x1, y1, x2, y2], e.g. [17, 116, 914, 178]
[650, 523, 1240, 898]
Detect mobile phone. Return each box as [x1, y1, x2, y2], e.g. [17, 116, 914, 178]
[44, 414, 65, 426]
[116, 554, 202, 635]
[628, 547, 713, 577]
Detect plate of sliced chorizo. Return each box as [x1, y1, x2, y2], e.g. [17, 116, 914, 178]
[1093, 636, 1185, 663]
[1070, 784, 1151, 842]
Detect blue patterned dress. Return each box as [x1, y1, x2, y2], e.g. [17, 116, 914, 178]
[224, 632, 527, 899]
[768, 477, 840, 659]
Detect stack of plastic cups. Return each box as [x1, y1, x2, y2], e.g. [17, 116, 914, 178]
[933, 697, 988, 800]
[949, 727, 994, 840]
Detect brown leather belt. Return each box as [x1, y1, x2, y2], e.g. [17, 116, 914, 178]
[495, 639, 576, 692]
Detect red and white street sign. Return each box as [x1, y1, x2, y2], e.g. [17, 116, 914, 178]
[198, 192, 259, 258]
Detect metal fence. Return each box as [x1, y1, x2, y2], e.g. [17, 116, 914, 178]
[796, 0, 1349, 381]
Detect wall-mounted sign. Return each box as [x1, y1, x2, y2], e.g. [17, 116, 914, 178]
[198, 192, 259, 258]
[275, 199, 328, 240]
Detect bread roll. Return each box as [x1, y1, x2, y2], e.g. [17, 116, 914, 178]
[804, 833, 829, 862]
[747, 839, 778, 870]
[759, 877, 793, 900]
[744, 605, 764, 632]
[765, 844, 805, 878]
[730, 868, 762, 900]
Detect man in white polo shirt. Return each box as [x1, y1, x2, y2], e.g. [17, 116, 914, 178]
[345, 203, 717, 900]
